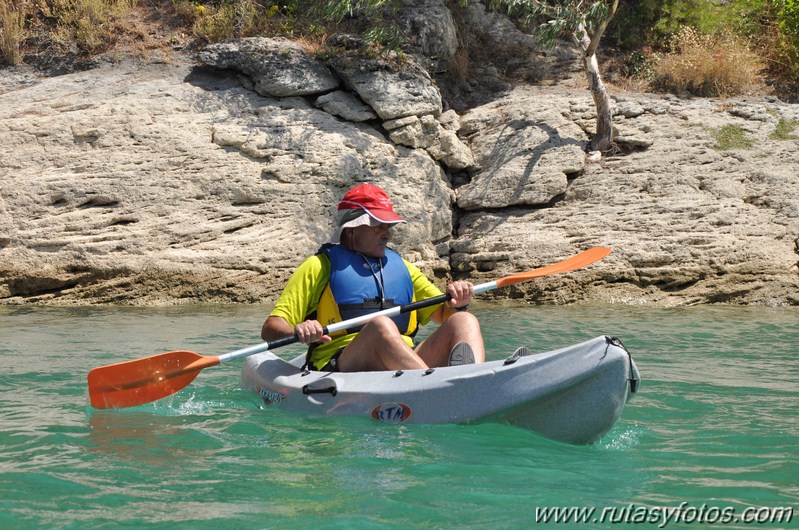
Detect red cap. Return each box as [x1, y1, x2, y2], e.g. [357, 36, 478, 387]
[337, 183, 405, 223]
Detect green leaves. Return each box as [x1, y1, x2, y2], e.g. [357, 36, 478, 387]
[315, 0, 399, 23]
[484, 1, 617, 47]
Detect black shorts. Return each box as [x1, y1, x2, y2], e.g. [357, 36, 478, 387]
[319, 348, 344, 372]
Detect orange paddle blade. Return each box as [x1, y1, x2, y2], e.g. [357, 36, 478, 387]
[495, 247, 611, 288]
[88, 350, 221, 409]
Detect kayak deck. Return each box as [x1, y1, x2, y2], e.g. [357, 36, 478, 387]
[240, 335, 640, 444]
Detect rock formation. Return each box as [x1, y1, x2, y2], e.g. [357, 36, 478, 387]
[0, 1, 797, 307]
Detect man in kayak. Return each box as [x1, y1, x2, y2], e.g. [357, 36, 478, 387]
[261, 183, 485, 372]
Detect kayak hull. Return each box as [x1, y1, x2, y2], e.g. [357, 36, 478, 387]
[240, 335, 640, 444]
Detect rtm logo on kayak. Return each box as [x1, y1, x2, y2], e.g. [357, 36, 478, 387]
[371, 403, 411, 423]
[255, 386, 285, 406]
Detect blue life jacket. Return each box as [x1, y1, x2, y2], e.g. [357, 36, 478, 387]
[316, 244, 418, 336]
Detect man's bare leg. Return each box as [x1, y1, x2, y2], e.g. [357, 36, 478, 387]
[337, 316, 428, 372]
[416, 312, 485, 367]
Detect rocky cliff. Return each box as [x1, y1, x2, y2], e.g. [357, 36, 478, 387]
[1, 4, 797, 307]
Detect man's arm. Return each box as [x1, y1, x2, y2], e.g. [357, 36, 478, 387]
[429, 281, 474, 325]
[261, 315, 294, 341]
[261, 315, 332, 345]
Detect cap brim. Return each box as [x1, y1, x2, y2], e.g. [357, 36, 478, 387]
[363, 208, 406, 224]
[332, 210, 406, 243]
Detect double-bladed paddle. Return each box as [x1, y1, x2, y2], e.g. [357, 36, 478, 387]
[87, 246, 611, 409]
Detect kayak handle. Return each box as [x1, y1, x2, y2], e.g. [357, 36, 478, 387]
[302, 383, 338, 396]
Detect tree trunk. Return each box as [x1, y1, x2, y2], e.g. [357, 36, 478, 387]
[576, 0, 618, 153]
[582, 44, 614, 152]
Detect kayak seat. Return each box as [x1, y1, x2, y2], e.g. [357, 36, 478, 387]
[448, 342, 475, 366]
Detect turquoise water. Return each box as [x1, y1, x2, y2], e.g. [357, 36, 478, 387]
[1, 304, 797, 529]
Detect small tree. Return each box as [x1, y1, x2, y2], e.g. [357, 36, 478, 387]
[488, 0, 619, 152]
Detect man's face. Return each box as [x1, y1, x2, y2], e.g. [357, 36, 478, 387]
[347, 223, 393, 257]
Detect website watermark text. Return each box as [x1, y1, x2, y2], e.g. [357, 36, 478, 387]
[535, 503, 793, 528]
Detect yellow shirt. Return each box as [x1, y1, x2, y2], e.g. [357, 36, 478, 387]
[269, 253, 443, 369]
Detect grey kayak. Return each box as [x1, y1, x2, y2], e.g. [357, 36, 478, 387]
[240, 335, 640, 445]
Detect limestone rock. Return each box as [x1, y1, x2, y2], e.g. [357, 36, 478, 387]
[385, 115, 438, 149]
[199, 37, 340, 97]
[457, 87, 588, 209]
[427, 128, 475, 170]
[385, 113, 474, 169]
[329, 55, 443, 120]
[314, 91, 377, 122]
[437, 1, 581, 111]
[0, 60, 453, 305]
[452, 86, 799, 306]
[396, 0, 459, 74]
[200, 37, 466, 168]
[1, 49, 797, 307]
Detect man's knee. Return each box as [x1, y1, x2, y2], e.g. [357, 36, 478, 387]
[447, 311, 480, 329]
[364, 316, 402, 338]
